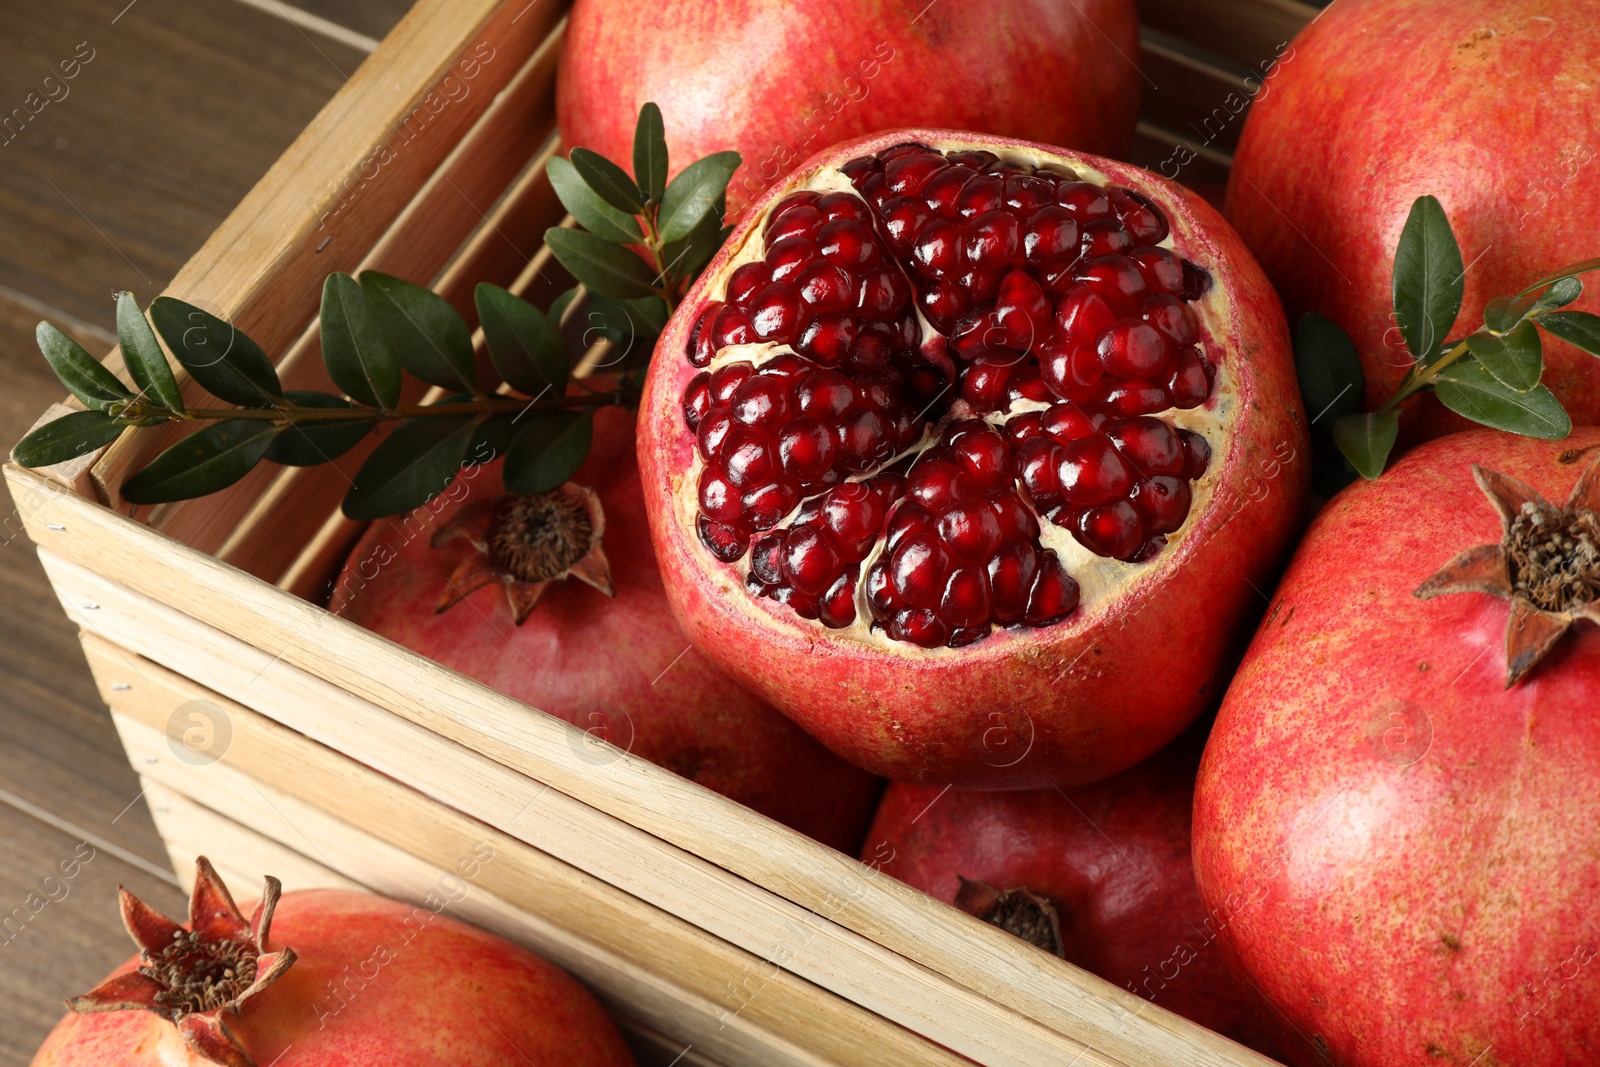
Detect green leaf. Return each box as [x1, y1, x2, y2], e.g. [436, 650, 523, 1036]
[115, 293, 184, 413]
[476, 283, 568, 399]
[343, 416, 478, 520]
[1483, 292, 1539, 334]
[264, 391, 370, 466]
[1332, 411, 1400, 480]
[1294, 312, 1364, 424]
[1465, 322, 1542, 392]
[360, 272, 477, 393]
[569, 147, 645, 214]
[1539, 310, 1600, 356]
[36, 322, 132, 412]
[504, 410, 593, 494]
[150, 298, 282, 407]
[468, 414, 517, 465]
[321, 273, 402, 410]
[657, 150, 740, 244]
[633, 102, 668, 205]
[547, 157, 644, 244]
[1533, 276, 1583, 313]
[122, 419, 282, 504]
[548, 288, 580, 329]
[1434, 359, 1571, 439]
[660, 195, 728, 283]
[11, 409, 126, 467]
[1391, 195, 1464, 361]
[544, 228, 661, 300]
[1517, 256, 1600, 295]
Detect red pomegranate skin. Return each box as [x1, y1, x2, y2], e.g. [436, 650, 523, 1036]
[556, 0, 1141, 217]
[639, 128, 1309, 790]
[31, 888, 635, 1066]
[332, 406, 881, 853]
[863, 727, 1281, 1054]
[1193, 428, 1600, 1067]
[1226, 0, 1600, 441]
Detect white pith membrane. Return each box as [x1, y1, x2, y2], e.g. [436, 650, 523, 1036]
[674, 139, 1238, 653]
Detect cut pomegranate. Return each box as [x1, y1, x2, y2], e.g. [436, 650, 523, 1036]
[640, 130, 1308, 787]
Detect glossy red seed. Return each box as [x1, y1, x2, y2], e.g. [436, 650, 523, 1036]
[950, 430, 1010, 492]
[769, 190, 820, 220]
[682, 373, 711, 430]
[1141, 292, 1198, 346]
[709, 362, 754, 403]
[730, 375, 793, 427]
[1129, 247, 1183, 294]
[1179, 429, 1212, 479]
[841, 155, 879, 183]
[1181, 261, 1211, 301]
[818, 219, 880, 271]
[726, 263, 771, 307]
[993, 270, 1051, 350]
[722, 426, 778, 489]
[1005, 410, 1043, 446]
[697, 515, 749, 562]
[857, 268, 910, 319]
[890, 531, 950, 610]
[950, 309, 1002, 360]
[1024, 558, 1079, 625]
[939, 566, 991, 629]
[961, 353, 1016, 410]
[1167, 348, 1210, 408]
[988, 542, 1038, 623]
[794, 261, 856, 313]
[742, 479, 799, 529]
[963, 211, 1021, 271]
[817, 191, 873, 223]
[957, 175, 1004, 219]
[1056, 286, 1117, 343]
[858, 172, 891, 209]
[1110, 187, 1169, 245]
[1041, 404, 1097, 444]
[749, 532, 786, 585]
[938, 500, 1002, 561]
[1008, 366, 1053, 406]
[1056, 182, 1114, 220]
[886, 502, 931, 553]
[822, 482, 885, 560]
[918, 280, 968, 332]
[1022, 206, 1081, 267]
[818, 571, 858, 629]
[946, 149, 997, 169]
[687, 303, 721, 366]
[1100, 381, 1173, 416]
[847, 327, 894, 372]
[796, 312, 858, 365]
[777, 417, 836, 482]
[1075, 256, 1149, 318]
[795, 369, 855, 420]
[892, 608, 951, 649]
[1131, 476, 1192, 534]
[1079, 218, 1133, 259]
[1105, 416, 1184, 474]
[956, 267, 1005, 303]
[712, 304, 755, 349]
[1076, 500, 1144, 560]
[865, 559, 895, 620]
[698, 466, 742, 521]
[1004, 174, 1056, 214]
[697, 408, 734, 463]
[989, 491, 1039, 542]
[1057, 436, 1132, 506]
[767, 236, 821, 284]
[767, 205, 823, 244]
[782, 526, 842, 595]
[912, 218, 962, 280]
[1098, 319, 1170, 379]
[1017, 437, 1062, 502]
[880, 142, 933, 162]
[922, 165, 979, 218]
[870, 472, 906, 511]
[906, 454, 970, 509]
[836, 408, 890, 469]
[884, 153, 949, 196]
[760, 352, 810, 379]
[748, 284, 803, 343]
[1038, 337, 1102, 401]
[881, 196, 932, 256]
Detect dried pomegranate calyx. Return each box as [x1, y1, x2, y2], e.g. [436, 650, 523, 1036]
[953, 876, 1066, 958]
[1415, 458, 1600, 686]
[678, 139, 1230, 651]
[70, 857, 294, 1067]
[431, 484, 615, 624]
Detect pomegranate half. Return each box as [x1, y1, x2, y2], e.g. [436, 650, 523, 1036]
[1193, 428, 1600, 1067]
[557, 0, 1141, 217]
[639, 130, 1309, 788]
[333, 405, 881, 852]
[34, 858, 634, 1066]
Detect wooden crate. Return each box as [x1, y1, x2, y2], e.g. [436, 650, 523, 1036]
[4, 1, 1317, 1064]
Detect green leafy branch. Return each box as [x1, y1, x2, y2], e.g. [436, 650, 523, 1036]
[1297, 195, 1600, 491]
[10, 104, 741, 522]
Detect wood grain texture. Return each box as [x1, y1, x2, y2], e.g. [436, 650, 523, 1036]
[1136, 0, 1319, 70]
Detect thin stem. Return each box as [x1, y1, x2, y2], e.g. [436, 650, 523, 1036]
[640, 205, 678, 317]
[1382, 339, 1472, 412]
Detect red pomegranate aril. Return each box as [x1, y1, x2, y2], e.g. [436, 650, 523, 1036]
[712, 304, 756, 347]
[1167, 348, 1210, 409]
[1131, 247, 1185, 294]
[778, 418, 837, 482]
[1100, 380, 1172, 416]
[748, 283, 804, 343]
[743, 478, 799, 529]
[768, 205, 823, 244]
[796, 368, 856, 419]
[839, 155, 880, 183]
[881, 142, 933, 162]
[913, 218, 963, 280]
[956, 267, 1005, 303]
[818, 571, 858, 628]
[1056, 181, 1114, 219]
[1130, 475, 1192, 534]
[950, 309, 1001, 360]
[891, 608, 952, 649]
[864, 558, 895, 621]
[1007, 366, 1053, 405]
[1024, 557, 1080, 625]
[768, 236, 821, 283]
[989, 490, 1040, 541]
[768, 190, 820, 225]
[1005, 410, 1043, 446]
[1041, 403, 1097, 444]
[1076, 500, 1144, 560]
[946, 149, 996, 169]
[1080, 218, 1133, 259]
[794, 260, 856, 313]
[1098, 319, 1169, 379]
[938, 499, 1003, 560]
[1005, 174, 1056, 214]
[1076, 255, 1149, 317]
[881, 196, 933, 255]
[1105, 416, 1184, 475]
[1017, 436, 1063, 503]
[1023, 206, 1081, 267]
[885, 501, 930, 553]
[837, 407, 890, 469]
[950, 429, 1011, 490]
[988, 541, 1038, 623]
[1181, 260, 1211, 302]
[683, 372, 712, 430]
[783, 526, 843, 595]
[919, 280, 968, 332]
[1056, 286, 1117, 343]
[687, 303, 721, 366]
[727, 262, 772, 306]
[906, 454, 969, 509]
[1179, 428, 1212, 479]
[698, 465, 742, 521]
[817, 191, 873, 224]
[750, 531, 786, 585]
[884, 153, 949, 195]
[709, 361, 754, 403]
[963, 211, 1021, 271]
[796, 312, 858, 365]
[697, 407, 735, 462]
[857, 268, 911, 319]
[1110, 187, 1169, 245]
[722, 427, 778, 489]
[922, 165, 979, 218]
[731, 374, 793, 427]
[994, 270, 1052, 350]
[697, 515, 749, 562]
[957, 175, 1005, 218]
[891, 530, 950, 610]
[822, 482, 886, 559]
[818, 218, 881, 271]
[940, 566, 991, 629]
[858, 172, 891, 209]
[962, 353, 1016, 410]
[1141, 292, 1198, 345]
[1057, 436, 1132, 506]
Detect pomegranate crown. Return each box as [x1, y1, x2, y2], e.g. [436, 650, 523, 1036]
[70, 856, 295, 1067]
[1415, 453, 1600, 686]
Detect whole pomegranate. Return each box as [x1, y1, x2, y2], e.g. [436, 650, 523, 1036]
[638, 129, 1309, 789]
[863, 726, 1280, 1054]
[34, 857, 634, 1066]
[1192, 428, 1600, 1067]
[332, 405, 881, 852]
[556, 0, 1141, 217]
[1226, 0, 1600, 439]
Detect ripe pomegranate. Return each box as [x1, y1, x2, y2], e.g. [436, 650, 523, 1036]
[332, 405, 881, 852]
[863, 725, 1281, 1054]
[1192, 429, 1600, 1067]
[638, 129, 1309, 789]
[1226, 0, 1600, 440]
[33, 857, 634, 1066]
[556, 0, 1141, 217]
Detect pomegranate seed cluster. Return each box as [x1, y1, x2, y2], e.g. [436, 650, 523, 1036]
[679, 143, 1218, 649]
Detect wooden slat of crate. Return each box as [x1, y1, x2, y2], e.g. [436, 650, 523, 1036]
[94, 639, 970, 1067]
[1136, 0, 1316, 70]
[12, 481, 1275, 1067]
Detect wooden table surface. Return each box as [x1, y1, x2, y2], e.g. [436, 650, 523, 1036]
[0, 2, 408, 1059]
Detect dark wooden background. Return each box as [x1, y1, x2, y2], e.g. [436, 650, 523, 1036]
[0, 2, 406, 1059]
